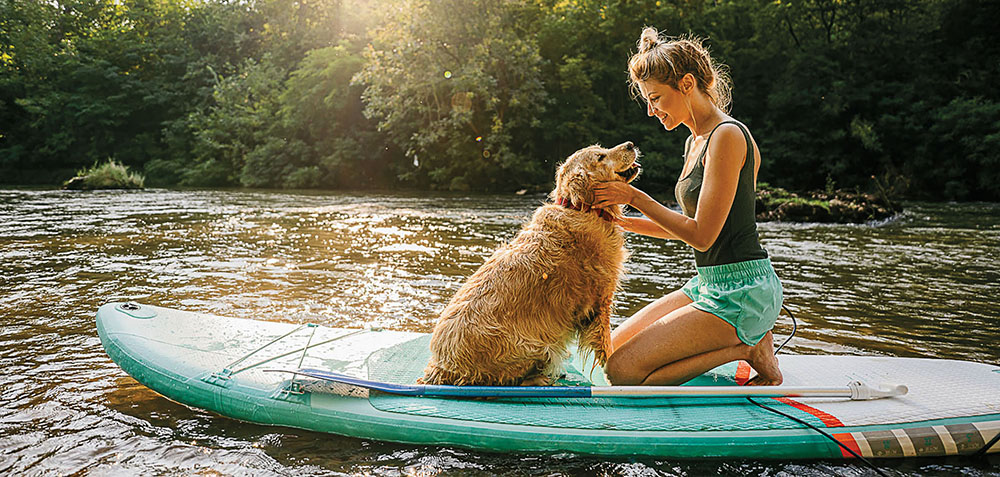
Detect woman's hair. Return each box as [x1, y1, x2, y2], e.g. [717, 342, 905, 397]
[628, 27, 732, 113]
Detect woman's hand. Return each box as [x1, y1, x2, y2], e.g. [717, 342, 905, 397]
[593, 181, 637, 209]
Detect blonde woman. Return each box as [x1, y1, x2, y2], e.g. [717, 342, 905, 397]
[593, 27, 783, 386]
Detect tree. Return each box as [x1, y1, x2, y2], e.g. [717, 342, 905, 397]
[356, 0, 549, 191]
[275, 43, 393, 188]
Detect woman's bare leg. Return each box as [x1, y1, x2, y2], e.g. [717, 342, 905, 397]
[641, 331, 782, 385]
[605, 303, 782, 386]
[610, 289, 691, 352]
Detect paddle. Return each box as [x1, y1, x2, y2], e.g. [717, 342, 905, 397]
[264, 368, 908, 401]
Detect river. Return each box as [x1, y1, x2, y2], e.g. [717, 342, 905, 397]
[1, 188, 997, 476]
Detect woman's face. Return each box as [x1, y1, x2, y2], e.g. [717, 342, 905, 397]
[638, 79, 685, 131]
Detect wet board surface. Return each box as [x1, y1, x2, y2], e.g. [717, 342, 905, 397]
[97, 302, 1000, 459]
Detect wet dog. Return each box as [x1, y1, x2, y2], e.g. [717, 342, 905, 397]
[419, 142, 641, 386]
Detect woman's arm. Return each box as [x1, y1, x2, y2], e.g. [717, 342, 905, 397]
[620, 216, 678, 239]
[595, 124, 747, 251]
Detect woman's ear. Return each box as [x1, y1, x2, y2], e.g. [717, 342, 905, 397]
[681, 73, 696, 94]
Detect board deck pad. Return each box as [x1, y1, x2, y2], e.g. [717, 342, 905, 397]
[96, 303, 1000, 459]
[365, 335, 811, 432]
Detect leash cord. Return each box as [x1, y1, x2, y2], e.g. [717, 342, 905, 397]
[763, 304, 891, 474]
[746, 397, 892, 477]
[775, 304, 797, 355]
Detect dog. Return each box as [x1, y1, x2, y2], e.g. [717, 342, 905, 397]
[419, 142, 641, 386]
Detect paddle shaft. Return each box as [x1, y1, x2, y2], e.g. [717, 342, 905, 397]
[267, 369, 907, 400]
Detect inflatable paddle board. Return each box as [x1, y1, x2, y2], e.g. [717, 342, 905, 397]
[96, 302, 1000, 459]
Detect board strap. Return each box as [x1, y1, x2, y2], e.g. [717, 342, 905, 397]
[263, 368, 907, 400]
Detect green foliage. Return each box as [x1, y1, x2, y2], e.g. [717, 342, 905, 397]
[182, 57, 287, 187]
[276, 43, 392, 188]
[924, 97, 1000, 200]
[355, 0, 549, 191]
[1, 0, 998, 200]
[68, 159, 145, 189]
[0, 0, 264, 184]
[533, 0, 691, 186]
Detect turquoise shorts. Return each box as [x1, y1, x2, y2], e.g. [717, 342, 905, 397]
[681, 258, 783, 346]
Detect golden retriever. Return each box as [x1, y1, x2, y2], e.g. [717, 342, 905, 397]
[419, 142, 641, 386]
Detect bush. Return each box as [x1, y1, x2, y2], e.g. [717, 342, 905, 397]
[63, 159, 145, 190]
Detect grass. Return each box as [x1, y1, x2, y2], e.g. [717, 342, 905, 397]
[65, 159, 145, 190]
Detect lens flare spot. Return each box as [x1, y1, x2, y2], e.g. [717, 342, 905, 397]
[444, 71, 452, 79]
[483, 150, 491, 158]
[475, 136, 482, 142]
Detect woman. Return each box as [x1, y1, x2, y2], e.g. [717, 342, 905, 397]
[593, 27, 783, 386]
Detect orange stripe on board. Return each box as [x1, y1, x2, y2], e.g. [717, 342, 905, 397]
[774, 397, 845, 428]
[735, 360, 751, 385]
[832, 432, 862, 458]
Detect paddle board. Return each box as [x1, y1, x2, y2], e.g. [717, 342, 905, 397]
[96, 302, 1000, 459]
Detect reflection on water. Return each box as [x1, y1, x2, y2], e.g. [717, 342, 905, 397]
[1, 188, 997, 475]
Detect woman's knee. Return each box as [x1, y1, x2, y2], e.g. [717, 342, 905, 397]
[604, 351, 645, 385]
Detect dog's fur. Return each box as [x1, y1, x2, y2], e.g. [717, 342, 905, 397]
[419, 142, 641, 386]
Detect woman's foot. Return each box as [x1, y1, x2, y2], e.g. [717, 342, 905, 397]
[745, 331, 783, 386]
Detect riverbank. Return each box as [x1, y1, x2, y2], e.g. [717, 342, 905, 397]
[755, 184, 900, 223]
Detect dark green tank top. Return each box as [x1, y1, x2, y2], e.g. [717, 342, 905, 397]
[674, 120, 768, 267]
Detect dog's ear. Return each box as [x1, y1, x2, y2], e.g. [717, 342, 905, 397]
[554, 163, 595, 207]
[568, 170, 596, 207]
[549, 161, 569, 203]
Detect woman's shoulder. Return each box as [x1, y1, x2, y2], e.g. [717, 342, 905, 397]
[704, 118, 749, 142]
[716, 118, 750, 134]
[705, 122, 749, 162]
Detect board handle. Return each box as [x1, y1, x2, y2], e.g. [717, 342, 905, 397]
[849, 381, 908, 400]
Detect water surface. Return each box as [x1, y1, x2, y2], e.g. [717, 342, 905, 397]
[1, 188, 998, 476]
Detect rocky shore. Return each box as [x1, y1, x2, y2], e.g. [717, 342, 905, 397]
[755, 184, 901, 223]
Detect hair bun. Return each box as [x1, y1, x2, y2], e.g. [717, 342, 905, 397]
[637, 27, 661, 53]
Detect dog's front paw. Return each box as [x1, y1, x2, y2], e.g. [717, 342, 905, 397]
[520, 374, 554, 387]
[418, 364, 447, 385]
